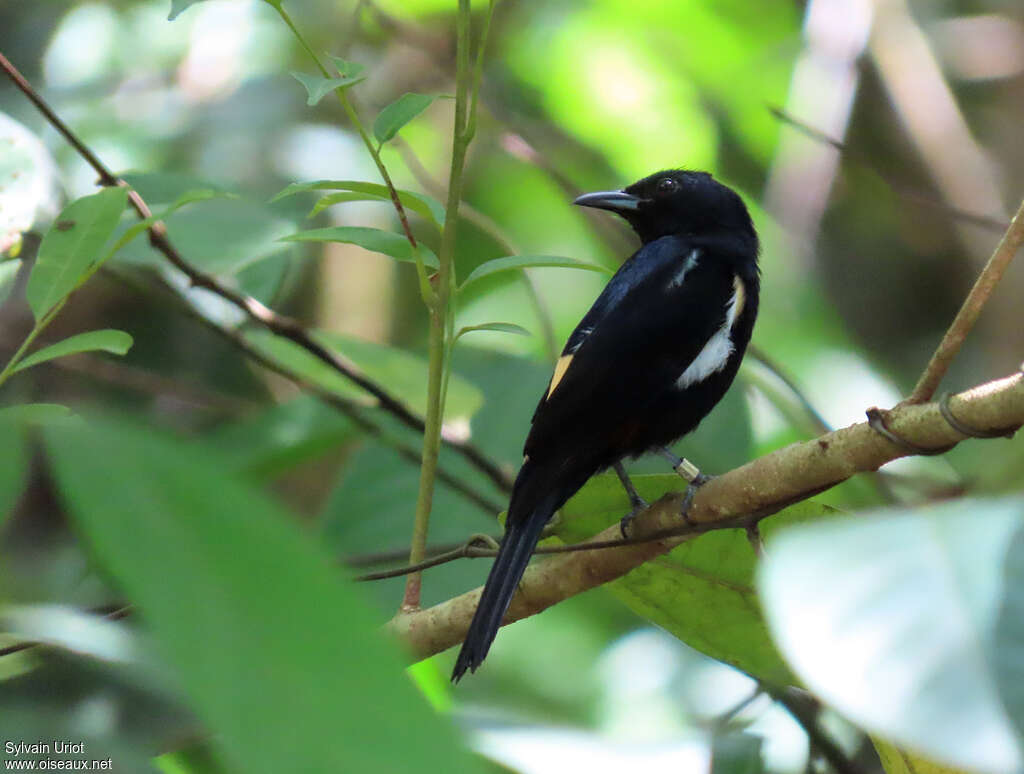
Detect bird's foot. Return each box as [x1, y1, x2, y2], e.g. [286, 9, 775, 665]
[613, 461, 648, 538]
[679, 472, 713, 526]
[619, 497, 648, 539]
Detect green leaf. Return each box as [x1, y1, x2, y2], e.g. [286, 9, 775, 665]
[319, 441, 496, 610]
[711, 733, 764, 774]
[758, 499, 1024, 773]
[373, 93, 436, 145]
[45, 416, 484, 774]
[206, 396, 356, 479]
[0, 403, 72, 424]
[556, 473, 840, 684]
[873, 739, 972, 774]
[271, 179, 445, 227]
[308, 191, 376, 217]
[12, 329, 133, 374]
[242, 329, 484, 421]
[115, 197, 296, 276]
[327, 56, 365, 80]
[459, 255, 612, 293]
[279, 226, 438, 268]
[120, 172, 231, 204]
[456, 322, 532, 341]
[26, 187, 128, 322]
[291, 71, 366, 106]
[167, 0, 211, 19]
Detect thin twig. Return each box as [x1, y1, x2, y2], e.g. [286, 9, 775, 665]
[0, 50, 514, 494]
[908, 197, 1024, 403]
[344, 538, 484, 568]
[360, 511, 775, 581]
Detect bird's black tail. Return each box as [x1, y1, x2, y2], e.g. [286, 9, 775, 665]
[451, 462, 568, 682]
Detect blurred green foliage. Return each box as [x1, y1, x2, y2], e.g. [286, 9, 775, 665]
[2, 0, 1024, 772]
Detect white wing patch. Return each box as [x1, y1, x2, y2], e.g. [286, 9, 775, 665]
[668, 248, 700, 289]
[676, 276, 745, 390]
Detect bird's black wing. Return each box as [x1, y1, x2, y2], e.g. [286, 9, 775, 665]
[526, 234, 739, 460]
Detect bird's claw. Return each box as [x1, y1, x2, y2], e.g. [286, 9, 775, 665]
[619, 498, 648, 539]
[679, 473, 713, 526]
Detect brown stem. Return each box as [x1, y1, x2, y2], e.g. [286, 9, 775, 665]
[908, 197, 1024, 403]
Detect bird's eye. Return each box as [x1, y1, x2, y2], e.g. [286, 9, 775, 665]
[656, 178, 678, 196]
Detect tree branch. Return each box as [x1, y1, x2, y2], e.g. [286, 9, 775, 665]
[388, 368, 1024, 659]
[908, 197, 1024, 403]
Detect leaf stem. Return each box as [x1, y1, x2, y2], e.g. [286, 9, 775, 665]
[402, 0, 494, 610]
[0, 301, 66, 389]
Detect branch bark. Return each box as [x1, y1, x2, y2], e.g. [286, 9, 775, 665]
[388, 369, 1024, 660]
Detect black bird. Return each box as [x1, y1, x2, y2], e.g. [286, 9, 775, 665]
[451, 169, 760, 681]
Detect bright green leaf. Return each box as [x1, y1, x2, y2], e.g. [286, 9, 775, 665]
[459, 255, 612, 293]
[308, 192, 376, 217]
[373, 93, 436, 145]
[45, 416, 484, 774]
[758, 499, 1024, 773]
[873, 739, 972, 774]
[243, 329, 483, 421]
[327, 56, 365, 80]
[280, 226, 439, 268]
[271, 179, 445, 226]
[12, 329, 133, 374]
[26, 187, 128, 322]
[556, 473, 840, 684]
[291, 71, 366, 106]
[456, 322, 532, 341]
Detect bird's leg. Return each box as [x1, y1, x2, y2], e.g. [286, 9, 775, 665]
[613, 461, 647, 538]
[658, 447, 713, 525]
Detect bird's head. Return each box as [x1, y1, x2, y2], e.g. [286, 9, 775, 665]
[573, 169, 756, 247]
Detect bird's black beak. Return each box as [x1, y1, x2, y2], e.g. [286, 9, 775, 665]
[572, 190, 644, 213]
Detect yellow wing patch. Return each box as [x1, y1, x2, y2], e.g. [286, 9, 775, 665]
[547, 354, 574, 398]
[732, 275, 746, 322]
